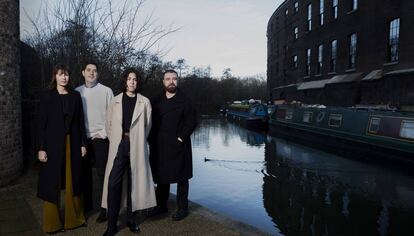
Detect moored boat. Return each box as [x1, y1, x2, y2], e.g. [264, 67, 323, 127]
[226, 102, 269, 130]
[268, 105, 414, 164]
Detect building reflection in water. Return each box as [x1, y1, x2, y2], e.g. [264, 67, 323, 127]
[263, 136, 414, 236]
[187, 119, 414, 235]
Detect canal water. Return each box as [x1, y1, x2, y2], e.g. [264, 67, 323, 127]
[172, 118, 414, 235]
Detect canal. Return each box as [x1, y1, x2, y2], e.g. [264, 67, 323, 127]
[171, 118, 414, 235]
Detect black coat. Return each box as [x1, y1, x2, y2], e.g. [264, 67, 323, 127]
[37, 89, 87, 203]
[149, 90, 197, 184]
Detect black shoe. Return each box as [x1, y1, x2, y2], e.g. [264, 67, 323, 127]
[102, 227, 118, 236]
[148, 206, 168, 217]
[126, 222, 141, 233]
[172, 209, 189, 221]
[96, 209, 108, 223]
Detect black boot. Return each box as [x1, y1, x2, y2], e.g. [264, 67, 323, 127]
[172, 209, 189, 221]
[147, 206, 168, 217]
[102, 227, 118, 236]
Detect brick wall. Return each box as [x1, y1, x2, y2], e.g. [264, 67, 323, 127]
[0, 0, 23, 186]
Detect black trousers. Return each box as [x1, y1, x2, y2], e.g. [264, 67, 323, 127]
[107, 138, 134, 230]
[82, 138, 109, 212]
[156, 180, 189, 211]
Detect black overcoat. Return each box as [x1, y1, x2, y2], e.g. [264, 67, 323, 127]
[37, 89, 87, 203]
[149, 89, 197, 184]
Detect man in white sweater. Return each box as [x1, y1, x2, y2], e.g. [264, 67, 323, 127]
[76, 62, 113, 222]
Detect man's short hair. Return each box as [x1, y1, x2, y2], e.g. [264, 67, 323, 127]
[163, 69, 178, 78]
[82, 60, 98, 71]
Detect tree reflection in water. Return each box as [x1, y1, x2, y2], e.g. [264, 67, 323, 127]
[188, 119, 414, 235]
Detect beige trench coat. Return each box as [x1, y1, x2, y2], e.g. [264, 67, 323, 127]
[101, 93, 156, 211]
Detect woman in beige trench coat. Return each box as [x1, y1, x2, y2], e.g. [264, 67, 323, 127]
[101, 68, 156, 236]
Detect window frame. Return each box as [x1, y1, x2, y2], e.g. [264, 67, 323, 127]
[303, 111, 313, 123]
[387, 18, 400, 63]
[317, 44, 323, 74]
[306, 48, 311, 76]
[368, 117, 381, 134]
[319, 0, 324, 26]
[307, 4, 312, 31]
[348, 33, 357, 69]
[328, 114, 342, 127]
[330, 39, 337, 72]
[400, 120, 414, 140]
[332, 0, 338, 19]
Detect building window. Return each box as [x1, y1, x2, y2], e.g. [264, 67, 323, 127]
[388, 18, 400, 62]
[332, 0, 338, 19]
[307, 4, 312, 31]
[293, 55, 298, 68]
[306, 48, 311, 76]
[319, 0, 324, 26]
[294, 27, 299, 40]
[330, 39, 337, 72]
[352, 0, 358, 11]
[294, 2, 299, 13]
[348, 33, 357, 69]
[317, 44, 323, 74]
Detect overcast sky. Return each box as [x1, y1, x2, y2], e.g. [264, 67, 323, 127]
[20, 0, 283, 77]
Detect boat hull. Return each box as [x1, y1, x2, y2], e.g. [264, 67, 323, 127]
[268, 107, 414, 166]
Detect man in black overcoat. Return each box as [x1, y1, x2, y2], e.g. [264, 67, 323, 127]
[148, 69, 197, 221]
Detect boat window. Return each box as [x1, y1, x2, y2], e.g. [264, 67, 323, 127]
[328, 114, 342, 127]
[400, 120, 414, 139]
[303, 111, 313, 123]
[285, 110, 293, 120]
[368, 117, 381, 133]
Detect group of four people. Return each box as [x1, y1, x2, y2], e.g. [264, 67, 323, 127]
[37, 62, 196, 236]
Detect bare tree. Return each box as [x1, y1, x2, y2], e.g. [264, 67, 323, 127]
[23, 0, 178, 88]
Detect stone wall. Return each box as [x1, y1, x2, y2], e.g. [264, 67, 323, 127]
[0, 0, 22, 186]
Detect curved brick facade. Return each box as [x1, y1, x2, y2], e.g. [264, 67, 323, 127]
[267, 0, 414, 107]
[0, 0, 22, 186]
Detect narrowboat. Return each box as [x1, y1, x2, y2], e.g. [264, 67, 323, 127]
[226, 102, 269, 130]
[268, 105, 414, 164]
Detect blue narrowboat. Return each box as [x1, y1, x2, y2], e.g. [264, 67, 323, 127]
[226, 103, 269, 130]
[269, 105, 414, 164]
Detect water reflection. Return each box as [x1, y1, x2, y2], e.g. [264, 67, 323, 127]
[185, 119, 414, 235]
[263, 137, 414, 236]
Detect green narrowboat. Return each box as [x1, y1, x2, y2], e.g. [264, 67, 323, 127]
[269, 105, 414, 164]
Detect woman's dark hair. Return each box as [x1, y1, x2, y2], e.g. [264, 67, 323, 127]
[121, 67, 142, 93]
[48, 63, 72, 90]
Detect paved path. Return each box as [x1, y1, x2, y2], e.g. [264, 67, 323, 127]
[0, 167, 269, 236]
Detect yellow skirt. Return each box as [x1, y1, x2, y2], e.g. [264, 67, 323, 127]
[43, 135, 85, 233]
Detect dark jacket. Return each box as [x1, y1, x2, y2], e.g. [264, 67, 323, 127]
[149, 89, 197, 184]
[37, 89, 87, 203]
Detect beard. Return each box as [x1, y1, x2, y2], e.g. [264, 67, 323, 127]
[165, 85, 177, 93]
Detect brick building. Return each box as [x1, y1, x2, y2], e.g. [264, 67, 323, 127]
[267, 0, 414, 109]
[0, 0, 23, 186]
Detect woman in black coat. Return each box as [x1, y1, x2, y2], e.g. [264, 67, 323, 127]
[37, 64, 87, 233]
